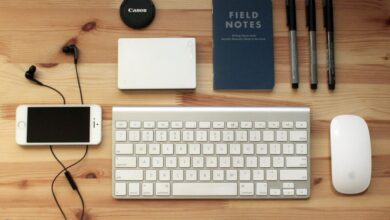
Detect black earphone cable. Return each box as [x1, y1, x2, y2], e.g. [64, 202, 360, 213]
[36, 60, 87, 220]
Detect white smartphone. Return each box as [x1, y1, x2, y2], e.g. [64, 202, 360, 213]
[16, 105, 102, 146]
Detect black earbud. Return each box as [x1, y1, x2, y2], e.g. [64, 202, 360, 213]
[25, 65, 43, 85]
[63, 44, 79, 64]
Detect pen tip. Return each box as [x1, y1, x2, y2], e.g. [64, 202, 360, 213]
[311, 84, 318, 90]
[292, 83, 299, 89]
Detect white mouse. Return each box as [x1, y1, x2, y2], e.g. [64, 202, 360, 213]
[330, 115, 372, 194]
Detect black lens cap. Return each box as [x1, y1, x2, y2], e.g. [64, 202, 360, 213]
[120, 0, 156, 29]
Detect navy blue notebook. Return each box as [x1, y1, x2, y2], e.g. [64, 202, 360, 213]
[213, 0, 275, 90]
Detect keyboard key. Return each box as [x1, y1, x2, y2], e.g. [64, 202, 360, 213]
[229, 144, 241, 155]
[199, 170, 211, 181]
[135, 144, 147, 155]
[116, 170, 143, 181]
[270, 144, 281, 154]
[193, 157, 204, 168]
[255, 122, 266, 129]
[159, 170, 171, 181]
[240, 183, 254, 195]
[162, 144, 174, 155]
[253, 170, 264, 180]
[129, 121, 141, 128]
[157, 121, 169, 129]
[199, 121, 211, 128]
[116, 156, 136, 168]
[189, 144, 201, 155]
[226, 170, 238, 181]
[209, 131, 221, 142]
[256, 183, 267, 195]
[290, 131, 308, 142]
[196, 131, 208, 142]
[249, 131, 261, 141]
[240, 122, 252, 129]
[266, 170, 277, 180]
[172, 183, 237, 196]
[115, 121, 127, 129]
[256, 144, 268, 154]
[186, 170, 197, 181]
[239, 170, 251, 181]
[139, 157, 150, 168]
[115, 131, 127, 142]
[232, 157, 244, 167]
[216, 144, 228, 155]
[156, 131, 167, 142]
[115, 183, 126, 196]
[206, 157, 218, 168]
[263, 131, 274, 142]
[183, 131, 194, 141]
[166, 157, 177, 168]
[280, 170, 308, 180]
[272, 157, 284, 168]
[149, 144, 160, 155]
[169, 131, 181, 141]
[270, 189, 281, 196]
[268, 121, 280, 128]
[280, 188, 295, 195]
[142, 183, 153, 195]
[156, 183, 170, 196]
[282, 121, 294, 129]
[296, 188, 308, 196]
[152, 157, 163, 168]
[213, 170, 224, 181]
[296, 121, 307, 129]
[283, 183, 294, 188]
[171, 121, 183, 129]
[143, 121, 155, 129]
[227, 122, 239, 129]
[128, 131, 140, 142]
[128, 183, 140, 196]
[276, 131, 288, 142]
[219, 157, 230, 168]
[246, 157, 257, 168]
[296, 144, 308, 154]
[235, 131, 248, 142]
[185, 121, 197, 129]
[222, 131, 234, 142]
[243, 144, 254, 155]
[172, 170, 184, 181]
[282, 144, 294, 154]
[213, 121, 225, 129]
[116, 144, 133, 155]
[175, 144, 187, 155]
[179, 157, 190, 168]
[146, 170, 157, 181]
[259, 157, 271, 168]
[141, 131, 154, 142]
[203, 144, 214, 154]
[286, 157, 307, 168]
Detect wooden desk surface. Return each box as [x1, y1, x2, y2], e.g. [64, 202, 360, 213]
[0, 0, 389, 219]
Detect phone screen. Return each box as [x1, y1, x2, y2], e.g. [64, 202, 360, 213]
[27, 107, 90, 143]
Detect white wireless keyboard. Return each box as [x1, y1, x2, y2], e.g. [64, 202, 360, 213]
[112, 107, 310, 199]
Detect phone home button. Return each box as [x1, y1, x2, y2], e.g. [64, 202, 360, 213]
[18, 121, 26, 129]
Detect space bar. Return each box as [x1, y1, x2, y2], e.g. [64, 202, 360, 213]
[173, 183, 237, 196]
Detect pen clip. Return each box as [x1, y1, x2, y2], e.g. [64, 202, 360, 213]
[323, 0, 328, 28]
[305, 0, 310, 28]
[286, 0, 290, 27]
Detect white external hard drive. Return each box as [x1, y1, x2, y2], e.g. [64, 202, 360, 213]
[118, 38, 197, 90]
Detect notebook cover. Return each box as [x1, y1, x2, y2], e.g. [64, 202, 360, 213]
[213, 0, 275, 90]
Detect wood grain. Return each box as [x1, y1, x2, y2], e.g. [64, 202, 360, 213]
[0, 0, 389, 219]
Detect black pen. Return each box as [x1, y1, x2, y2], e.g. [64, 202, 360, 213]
[286, 0, 299, 89]
[306, 0, 318, 90]
[323, 0, 336, 90]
